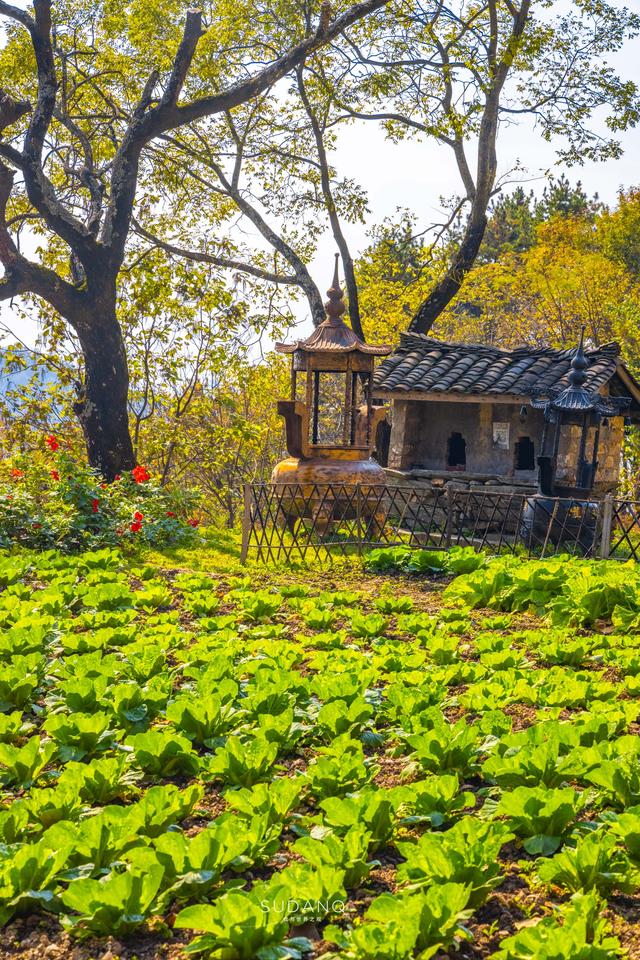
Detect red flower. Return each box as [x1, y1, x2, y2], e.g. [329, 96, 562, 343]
[130, 520, 142, 533]
[132, 465, 150, 484]
[187, 518, 200, 528]
[32, 522, 42, 529]
[166, 511, 176, 517]
[134, 510, 144, 522]
[45, 435, 59, 452]
[91, 498, 99, 513]
[50, 469, 60, 482]
[10, 468, 23, 478]
[100, 483, 107, 490]
[114, 474, 121, 482]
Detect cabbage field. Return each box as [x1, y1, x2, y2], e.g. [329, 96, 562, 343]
[1, 545, 640, 960]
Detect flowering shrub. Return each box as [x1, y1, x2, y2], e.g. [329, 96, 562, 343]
[0, 438, 201, 551]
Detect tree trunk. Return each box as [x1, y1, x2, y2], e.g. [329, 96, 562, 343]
[73, 308, 136, 480]
[409, 212, 487, 335]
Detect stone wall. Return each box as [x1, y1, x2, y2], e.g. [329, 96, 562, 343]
[387, 399, 546, 479]
[386, 399, 624, 492]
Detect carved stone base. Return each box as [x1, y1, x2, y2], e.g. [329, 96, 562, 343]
[271, 456, 387, 489]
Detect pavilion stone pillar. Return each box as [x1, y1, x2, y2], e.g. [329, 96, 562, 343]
[388, 400, 412, 470]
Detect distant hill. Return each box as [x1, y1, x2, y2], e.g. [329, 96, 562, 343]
[0, 350, 57, 408]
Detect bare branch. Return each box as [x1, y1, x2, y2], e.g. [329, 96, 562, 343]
[23, 0, 56, 161]
[410, 0, 533, 333]
[159, 9, 204, 108]
[53, 108, 104, 235]
[159, 128, 326, 323]
[0, 163, 22, 270]
[0, 142, 26, 172]
[0, 1, 101, 262]
[148, 0, 389, 132]
[102, 0, 387, 277]
[0, 160, 84, 318]
[0, 1, 34, 30]
[132, 219, 300, 285]
[100, 69, 159, 260]
[0, 89, 31, 134]
[297, 67, 363, 338]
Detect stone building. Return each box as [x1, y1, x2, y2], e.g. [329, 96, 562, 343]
[373, 335, 640, 494]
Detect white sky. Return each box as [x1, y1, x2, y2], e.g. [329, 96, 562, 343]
[4, 0, 640, 346]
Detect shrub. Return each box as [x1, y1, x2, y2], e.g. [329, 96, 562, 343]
[0, 440, 200, 550]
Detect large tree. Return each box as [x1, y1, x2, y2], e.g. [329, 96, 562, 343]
[0, 0, 388, 477]
[148, 0, 639, 339]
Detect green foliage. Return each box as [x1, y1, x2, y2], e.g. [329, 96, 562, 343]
[491, 892, 623, 960]
[0, 737, 56, 788]
[396, 817, 512, 907]
[0, 452, 198, 551]
[482, 738, 568, 789]
[393, 774, 475, 828]
[166, 692, 239, 746]
[608, 807, 640, 862]
[175, 879, 318, 959]
[0, 658, 41, 711]
[126, 729, 200, 779]
[225, 778, 303, 825]
[496, 786, 584, 855]
[405, 719, 483, 776]
[23, 787, 83, 831]
[294, 825, 374, 889]
[0, 545, 639, 957]
[61, 861, 165, 937]
[56, 755, 134, 803]
[445, 556, 640, 629]
[119, 784, 203, 838]
[304, 737, 376, 798]
[206, 735, 278, 787]
[324, 882, 472, 960]
[537, 832, 637, 895]
[240, 592, 282, 623]
[150, 813, 279, 902]
[585, 756, 640, 809]
[349, 612, 388, 640]
[43, 712, 115, 761]
[318, 790, 399, 851]
[317, 697, 373, 739]
[365, 546, 485, 577]
[0, 837, 72, 926]
[109, 679, 170, 732]
[375, 596, 414, 614]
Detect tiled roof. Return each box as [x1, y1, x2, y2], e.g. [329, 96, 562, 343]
[374, 334, 624, 398]
[277, 317, 390, 356]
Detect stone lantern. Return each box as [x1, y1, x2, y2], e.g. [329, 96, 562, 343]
[272, 256, 391, 490]
[531, 327, 631, 498]
[522, 328, 632, 551]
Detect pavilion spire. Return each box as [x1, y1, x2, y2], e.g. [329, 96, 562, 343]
[324, 254, 346, 323]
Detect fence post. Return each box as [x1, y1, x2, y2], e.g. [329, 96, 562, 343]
[445, 484, 454, 549]
[599, 494, 613, 560]
[356, 484, 363, 557]
[540, 498, 560, 558]
[240, 483, 252, 564]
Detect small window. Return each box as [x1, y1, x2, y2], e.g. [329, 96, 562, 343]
[515, 436, 535, 471]
[374, 418, 391, 466]
[447, 432, 466, 470]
